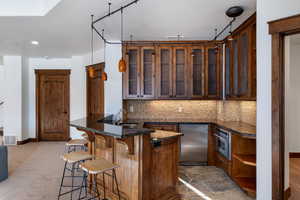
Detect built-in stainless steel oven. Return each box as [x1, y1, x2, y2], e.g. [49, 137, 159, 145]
[215, 128, 231, 160]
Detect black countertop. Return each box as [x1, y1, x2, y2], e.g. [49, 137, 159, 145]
[70, 115, 153, 139]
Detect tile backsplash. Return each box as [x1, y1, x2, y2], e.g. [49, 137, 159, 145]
[124, 100, 256, 126]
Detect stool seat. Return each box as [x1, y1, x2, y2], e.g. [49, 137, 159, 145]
[66, 139, 88, 146]
[80, 159, 119, 174]
[61, 152, 93, 164]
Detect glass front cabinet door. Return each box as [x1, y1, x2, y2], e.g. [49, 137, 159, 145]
[123, 47, 140, 99]
[173, 47, 188, 98]
[190, 47, 205, 98]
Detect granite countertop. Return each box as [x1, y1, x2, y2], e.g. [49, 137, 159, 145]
[125, 118, 256, 138]
[70, 115, 154, 139]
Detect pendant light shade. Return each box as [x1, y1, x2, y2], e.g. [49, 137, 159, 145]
[101, 71, 108, 81]
[88, 67, 96, 78]
[118, 8, 127, 73]
[119, 58, 126, 72]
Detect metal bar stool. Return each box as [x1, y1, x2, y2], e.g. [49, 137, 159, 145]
[78, 158, 121, 200]
[58, 151, 93, 200]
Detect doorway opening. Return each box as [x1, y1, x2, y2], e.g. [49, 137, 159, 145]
[269, 14, 300, 200]
[284, 34, 300, 200]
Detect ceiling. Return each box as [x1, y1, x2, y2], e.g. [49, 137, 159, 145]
[0, 0, 256, 57]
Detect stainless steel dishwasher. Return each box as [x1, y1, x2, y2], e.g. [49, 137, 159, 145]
[179, 124, 208, 166]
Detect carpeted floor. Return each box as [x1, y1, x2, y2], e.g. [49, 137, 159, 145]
[0, 142, 254, 200]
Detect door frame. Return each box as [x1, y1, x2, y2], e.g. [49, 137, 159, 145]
[35, 69, 71, 141]
[269, 14, 300, 200]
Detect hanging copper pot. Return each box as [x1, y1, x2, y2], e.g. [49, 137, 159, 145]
[119, 58, 127, 72]
[101, 71, 108, 81]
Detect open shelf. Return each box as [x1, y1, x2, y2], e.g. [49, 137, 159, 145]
[234, 177, 256, 196]
[233, 154, 256, 167]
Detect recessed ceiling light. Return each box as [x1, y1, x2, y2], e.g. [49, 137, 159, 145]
[31, 41, 39, 45]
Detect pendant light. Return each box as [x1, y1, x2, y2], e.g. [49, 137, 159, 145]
[102, 29, 108, 81]
[88, 15, 96, 78]
[118, 7, 127, 72]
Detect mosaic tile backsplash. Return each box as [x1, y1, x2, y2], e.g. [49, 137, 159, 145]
[124, 100, 256, 126]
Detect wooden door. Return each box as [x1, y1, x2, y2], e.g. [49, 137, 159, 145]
[190, 46, 205, 98]
[173, 47, 188, 98]
[86, 63, 104, 117]
[140, 47, 156, 99]
[123, 47, 141, 99]
[36, 70, 70, 141]
[157, 47, 173, 98]
[205, 46, 221, 99]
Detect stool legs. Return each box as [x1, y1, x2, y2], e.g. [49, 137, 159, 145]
[58, 162, 67, 200]
[58, 162, 83, 200]
[78, 173, 101, 200]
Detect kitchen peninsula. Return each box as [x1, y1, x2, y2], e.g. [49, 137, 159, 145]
[70, 116, 183, 200]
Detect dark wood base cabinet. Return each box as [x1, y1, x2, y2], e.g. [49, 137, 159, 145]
[208, 124, 256, 198]
[88, 134, 181, 200]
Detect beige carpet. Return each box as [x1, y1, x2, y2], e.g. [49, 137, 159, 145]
[0, 142, 254, 200]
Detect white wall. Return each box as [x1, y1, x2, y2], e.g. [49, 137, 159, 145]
[3, 56, 22, 141]
[257, 1, 300, 199]
[23, 57, 86, 140]
[104, 44, 122, 116]
[0, 63, 4, 127]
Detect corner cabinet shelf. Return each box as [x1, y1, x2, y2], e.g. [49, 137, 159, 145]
[231, 134, 256, 197]
[233, 154, 256, 167]
[234, 177, 256, 195]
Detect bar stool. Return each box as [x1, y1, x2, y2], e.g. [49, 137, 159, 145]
[66, 138, 89, 153]
[58, 151, 93, 200]
[78, 158, 121, 200]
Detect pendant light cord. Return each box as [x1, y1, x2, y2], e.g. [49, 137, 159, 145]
[103, 29, 106, 64]
[121, 7, 123, 43]
[91, 15, 94, 64]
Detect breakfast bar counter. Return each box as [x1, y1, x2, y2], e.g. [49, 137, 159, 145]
[70, 116, 182, 200]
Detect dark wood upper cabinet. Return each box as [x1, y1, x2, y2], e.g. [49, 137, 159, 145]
[157, 47, 173, 98]
[123, 47, 140, 99]
[122, 14, 256, 101]
[206, 46, 221, 98]
[173, 47, 188, 98]
[190, 47, 205, 98]
[225, 14, 256, 100]
[140, 47, 156, 99]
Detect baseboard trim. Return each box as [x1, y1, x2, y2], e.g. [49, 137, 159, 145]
[17, 138, 38, 145]
[289, 152, 300, 158]
[284, 187, 291, 200]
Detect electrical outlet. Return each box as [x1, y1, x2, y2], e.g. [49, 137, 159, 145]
[129, 105, 134, 113]
[178, 107, 183, 113]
